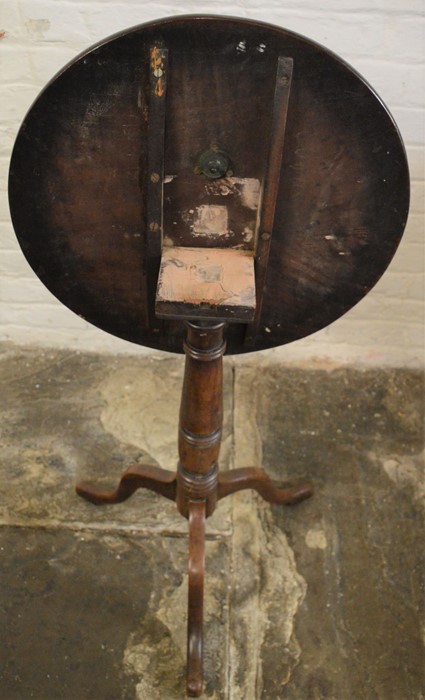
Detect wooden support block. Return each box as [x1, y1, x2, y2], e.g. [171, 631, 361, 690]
[155, 246, 256, 322]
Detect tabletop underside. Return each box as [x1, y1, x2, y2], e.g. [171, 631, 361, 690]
[9, 16, 409, 354]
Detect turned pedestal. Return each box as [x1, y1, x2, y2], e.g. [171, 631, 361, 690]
[76, 320, 312, 696]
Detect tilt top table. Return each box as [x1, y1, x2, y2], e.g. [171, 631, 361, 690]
[9, 15, 409, 697]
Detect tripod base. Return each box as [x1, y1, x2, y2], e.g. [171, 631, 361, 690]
[76, 321, 312, 696]
[76, 464, 312, 697]
[76, 465, 312, 509]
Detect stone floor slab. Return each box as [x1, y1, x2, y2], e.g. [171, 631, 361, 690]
[234, 365, 424, 699]
[1, 346, 424, 699]
[0, 348, 234, 536]
[0, 526, 231, 700]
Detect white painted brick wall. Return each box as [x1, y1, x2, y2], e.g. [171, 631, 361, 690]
[0, 0, 424, 366]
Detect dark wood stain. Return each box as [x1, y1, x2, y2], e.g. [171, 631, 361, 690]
[9, 15, 409, 354]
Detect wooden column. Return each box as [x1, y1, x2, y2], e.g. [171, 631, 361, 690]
[176, 320, 226, 519]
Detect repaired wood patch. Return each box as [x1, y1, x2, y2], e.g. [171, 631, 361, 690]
[163, 175, 261, 250]
[193, 205, 228, 237]
[155, 246, 256, 322]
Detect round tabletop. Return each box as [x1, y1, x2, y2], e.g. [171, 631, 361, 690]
[9, 15, 409, 354]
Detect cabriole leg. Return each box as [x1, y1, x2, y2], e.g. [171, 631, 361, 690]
[187, 500, 206, 698]
[76, 464, 177, 505]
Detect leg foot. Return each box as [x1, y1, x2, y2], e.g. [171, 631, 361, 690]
[76, 464, 177, 505]
[218, 467, 313, 505]
[187, 500, 206, 697]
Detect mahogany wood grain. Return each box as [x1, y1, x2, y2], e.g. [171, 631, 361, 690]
[245, 55, 293, 345]
[177, 322, 225, 476]
[76, 464, 177, 504]
[9, 16, 409, 354]
[187, 500, 206, 697]
[218, 467, 312, 504]
[145, 42, 168, 332]
[75, 321, 313, 694]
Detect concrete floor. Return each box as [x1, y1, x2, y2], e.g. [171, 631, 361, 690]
[0, 346, 423, 699]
